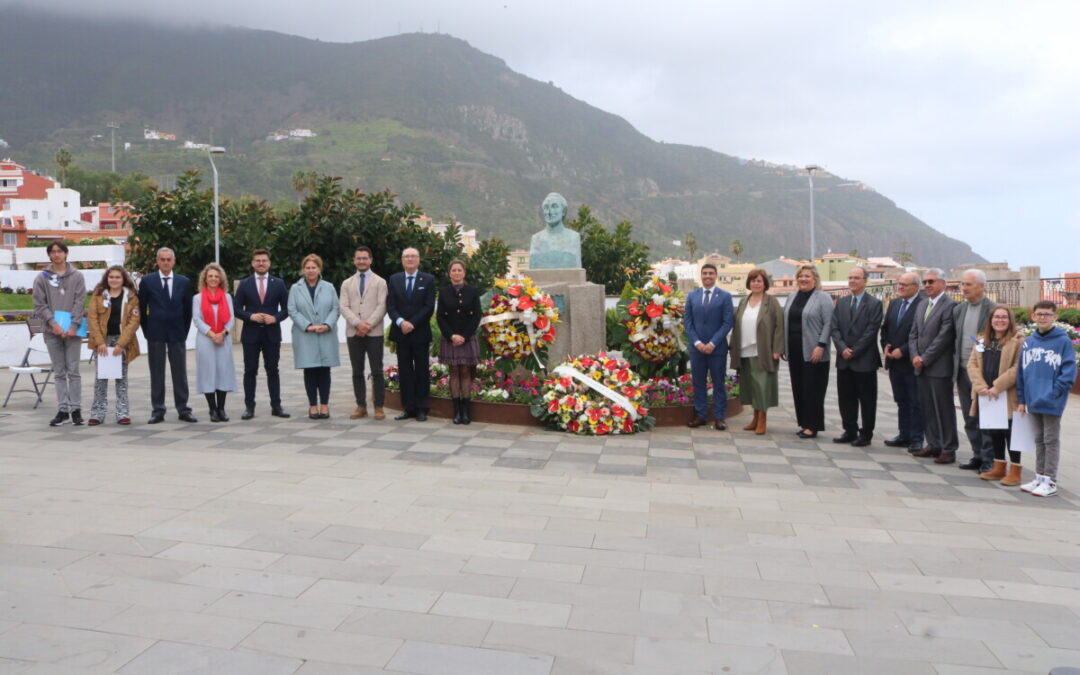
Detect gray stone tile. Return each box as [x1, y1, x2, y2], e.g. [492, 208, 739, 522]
[118, 640, 302, 675]
[493, 457, 548, 470]
[780, 650, 936, 675]
[394, 450, 447, 463]
[593, 464, 646, 476]
[0, 623, 154, 671]
[339, 608, 491, 647]
[387, 640, 553, 675]
[240, 623, 401, 668]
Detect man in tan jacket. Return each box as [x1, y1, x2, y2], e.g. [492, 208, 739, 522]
[339, 246, 388, 419]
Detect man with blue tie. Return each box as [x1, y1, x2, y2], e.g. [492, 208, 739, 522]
[138, 247, 196, 424]
[881, 272, 926, 452]
[386, 247, 436, 421]
[684, 263, 735, 430]
[234, 249, 290, 420]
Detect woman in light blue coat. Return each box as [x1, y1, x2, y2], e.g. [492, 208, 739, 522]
[783, 264, 834, 438]
[288, 253, 340, 419]
[193, 262, 237, 422]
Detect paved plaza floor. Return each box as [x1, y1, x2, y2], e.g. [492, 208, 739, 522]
[1, 344, 1079, 674]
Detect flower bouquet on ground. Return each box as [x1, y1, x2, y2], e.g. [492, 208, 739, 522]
[616, 277, 686, 377]
[480, 277, 559, 373]
[643, 372, 741, 408]
[532, 352, 654, 435]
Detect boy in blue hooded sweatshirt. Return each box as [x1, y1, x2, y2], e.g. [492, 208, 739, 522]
[1016, 301, 1077, 497]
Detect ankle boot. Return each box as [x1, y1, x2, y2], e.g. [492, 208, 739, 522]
[452, 398, 463, 424]
[742, 410, 760, 431]
[979, 460, 1007, 481]
[755, 410, 767, 435]
[216, 391, 229, 422]
[460, 398, 471, 425]
[206, 394, 221, 422]
[1000, 463, 1023, 487]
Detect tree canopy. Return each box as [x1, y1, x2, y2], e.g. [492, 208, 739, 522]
[568, 205, 651, 295]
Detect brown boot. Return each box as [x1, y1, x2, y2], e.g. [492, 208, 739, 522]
[743, 410, 760, 431]
[350, 406, 368, 420]
[373, 407, 386, 420]
[979, 460, 1007, 481]
[1000, 463, 1023, 487]
[755, 410, 767, 435]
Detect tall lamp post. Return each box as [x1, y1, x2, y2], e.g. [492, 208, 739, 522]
[207, 146, 226, 263]
[106, 123, 119, 173]
[805, 164, 821, 261]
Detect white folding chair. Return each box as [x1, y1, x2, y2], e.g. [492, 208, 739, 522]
[3, 321, 53, 409]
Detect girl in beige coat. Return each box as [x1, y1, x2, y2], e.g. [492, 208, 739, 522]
[967, 305, 1025, 485]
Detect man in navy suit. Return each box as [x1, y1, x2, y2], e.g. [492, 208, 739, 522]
[684, 263, 735, 430]
[234, 248, 290, 420]
[138, 247, 196, 423]
[386, 247, 436, 421]
[880, 272, 925, 452]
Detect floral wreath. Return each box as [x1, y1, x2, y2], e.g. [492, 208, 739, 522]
[617, 276, 686, 364]
[480, 277, 559, 371]
[532, 352, 654, 435]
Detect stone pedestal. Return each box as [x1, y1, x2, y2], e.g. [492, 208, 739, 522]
[527, 268, 605, 367]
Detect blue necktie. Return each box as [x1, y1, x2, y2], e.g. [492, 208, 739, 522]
[406, 275, 414, 297]
[359, 273, 366, 297]
[897, 299, 909, 323]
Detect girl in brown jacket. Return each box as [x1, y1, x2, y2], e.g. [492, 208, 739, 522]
[967, 305, 1025, 485]
[87, 266, 141, 425]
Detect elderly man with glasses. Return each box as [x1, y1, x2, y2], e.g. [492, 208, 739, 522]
[952, 269, 997, 472]
[909, 268, 959, 464]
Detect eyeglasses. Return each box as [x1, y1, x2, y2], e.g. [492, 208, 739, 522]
[923, 279, 941, 285]
[1033, 312, 1056, 318]
[896, 282, 916, 287]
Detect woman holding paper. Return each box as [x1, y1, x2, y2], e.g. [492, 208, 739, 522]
[967, 305, 1025, 485]
[193, 263, 237, 422]
[31, 241, 87, 426]
[86, 266, 141, 425]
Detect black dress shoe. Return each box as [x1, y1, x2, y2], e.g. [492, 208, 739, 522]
[148, 413, 165, 424]
[415, 410, 428, 422]
[241, 408, 255, 420]
[833, 432, 858, 443]
[912, 447, 940, 458]
[394, 411, 417, 421]
[217, 408, 229, 422]
[907, 441, 924, 453]
[883, 436, 910, 447]
[178, 412, 198, 423]
[687, 416, 707, 428]
[958, 458, 981, 471]
[796, 430, 818, 439]
[713, 419, 727, 431]
[271, 408, 291, 418]
[851, 435, 872, 447]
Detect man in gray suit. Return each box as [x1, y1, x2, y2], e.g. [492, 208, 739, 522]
[831, 266, 884, 446]
[910, 268, 959, 463]
[953, 269, 997, 472]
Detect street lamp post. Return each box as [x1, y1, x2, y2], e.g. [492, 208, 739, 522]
[805, 164, 821, 261]
[106, 123, 119, 173]
[207, 146, 227, 264]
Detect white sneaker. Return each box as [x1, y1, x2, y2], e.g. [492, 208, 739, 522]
[1019, 474, 1044, 493]
[1031, 480, 1058, 498]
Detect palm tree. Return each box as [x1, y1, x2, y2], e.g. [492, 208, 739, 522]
[55, 147, 72, 186]
[291, 169, 319, 204]
[684, 232, 698, 261]
[729, 239, 744, 262]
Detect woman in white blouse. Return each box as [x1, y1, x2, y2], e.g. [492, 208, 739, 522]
[728, 269, 785, 434]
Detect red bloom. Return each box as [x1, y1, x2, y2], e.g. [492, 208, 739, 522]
[658, 282, 672, 293]
[595, 422, 611, 435]
[567, 419, 580, 433]
[587, 407, 604, 422]
[559, 377, 572, 389]
[509, 285, 523, 296]
[580, 357, 594, 368]
[517, 295, 535, 310]
[548, 399, 559, 413]
[603, 359, 618, 370]
[543, 296, 555, 308]
[628, 300, 641, 316]
[534, 315, 549, 330]
[611, 405, 627, 418]
[616, 368, 631, 383]
[542, 332, 555, 343]
[645, 302, 663, 319]
[622, 418, 635, 433]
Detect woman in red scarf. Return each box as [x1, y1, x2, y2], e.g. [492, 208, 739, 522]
[193, 262, 237, 421]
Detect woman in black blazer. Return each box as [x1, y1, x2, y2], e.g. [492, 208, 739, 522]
[436, 260, 482, 424]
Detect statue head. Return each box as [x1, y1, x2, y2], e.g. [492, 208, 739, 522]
[541, 192, 568, 228]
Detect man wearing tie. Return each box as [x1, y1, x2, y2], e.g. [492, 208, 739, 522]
[880, 272, 926, 452]
[340, 246, 389, 420]
[910, 268, 959, 463]
[234, 249, 290, 420]
[830, 266, 883, 447]
[386, 247, 436, 421]
[138, 247, 196, 423]
[684, 263, 735, 430]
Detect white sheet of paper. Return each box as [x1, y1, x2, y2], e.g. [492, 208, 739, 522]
[978, 393, 1009, 430]
[96, 353, 123, 380]
[1010, 411, 1037, 453]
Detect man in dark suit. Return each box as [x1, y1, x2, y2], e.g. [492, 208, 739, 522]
[830, 266, 884, 447]
[880, 272, 926, 452]
[138, 247, 196, 423]
[234, 248, 290, 420]
[683, 263, 735, 430]
[909, 268, 959, 463]
[952, 269, 997, 471]
[386, 247, 436, 421]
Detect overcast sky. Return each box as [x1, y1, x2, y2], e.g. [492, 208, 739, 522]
[24, 0, 1080, 275]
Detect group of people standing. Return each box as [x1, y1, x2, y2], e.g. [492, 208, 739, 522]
[680, 262, 1075, 497]
[30, 243, 483, 427]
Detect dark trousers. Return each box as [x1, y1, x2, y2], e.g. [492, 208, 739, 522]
[689, 348, 728, 420]
[302, 367, 331, 406]
[837, 368, 877, 436]
[984, 423, 1021, 464]
[916, 374, 959, 453]
[888, 365, 923, 442]
[347, 335, 385, 408]
[147, 340, 190, 416]
[789, 351, 830, 431]
[242, 340, 282, 410]
[956, 369, 985, 463]
[396, 338, 431, 413]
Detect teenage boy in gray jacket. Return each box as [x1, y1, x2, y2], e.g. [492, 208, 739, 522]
[32, 242, 87, 426]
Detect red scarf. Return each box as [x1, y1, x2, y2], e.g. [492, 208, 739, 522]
[200, 286, 231, 333]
